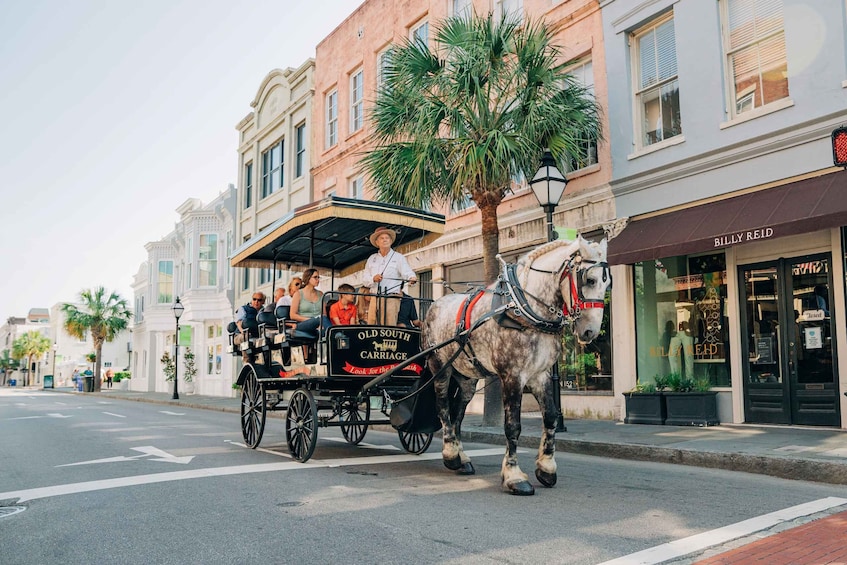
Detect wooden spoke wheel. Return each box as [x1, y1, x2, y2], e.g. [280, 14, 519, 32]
[240, 367, 266, 449]
[398, 430, 433, 454]
[339, 398, 370, 445]
[286, 388, 318, 462]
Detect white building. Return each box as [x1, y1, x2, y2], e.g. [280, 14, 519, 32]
[131, 186, 237, 397]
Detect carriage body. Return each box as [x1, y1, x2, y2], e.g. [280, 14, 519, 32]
[228, 197, 444, 461]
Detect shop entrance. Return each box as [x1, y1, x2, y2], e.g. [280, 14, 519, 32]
[739, 254, 839, 426]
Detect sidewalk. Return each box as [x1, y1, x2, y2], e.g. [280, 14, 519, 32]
[55, 386, 847, 486]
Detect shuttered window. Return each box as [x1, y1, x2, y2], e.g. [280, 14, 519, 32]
[632, 14, 682, 149]
[722, 0, 788, 117]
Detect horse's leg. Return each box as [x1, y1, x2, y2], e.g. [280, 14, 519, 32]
[529, 377, 558, 488]
[500, 377, 534, 496]
[449, 375, 477, 475]
[431, 358, 462, 472]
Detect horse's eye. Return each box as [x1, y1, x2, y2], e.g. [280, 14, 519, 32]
[586, 277, 596, 286]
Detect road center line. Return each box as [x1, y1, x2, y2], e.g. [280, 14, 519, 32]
[597, 496, 847, 565]
[102, 412, 126, 418]
[0, 447, 504, 503]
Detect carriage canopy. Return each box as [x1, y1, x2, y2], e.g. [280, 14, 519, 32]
[230, 196, 445, 276]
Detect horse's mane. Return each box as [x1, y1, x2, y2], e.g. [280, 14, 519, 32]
[518, 239, 576, 266]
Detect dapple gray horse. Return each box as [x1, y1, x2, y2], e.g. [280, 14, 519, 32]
[422, 237, 610, 495]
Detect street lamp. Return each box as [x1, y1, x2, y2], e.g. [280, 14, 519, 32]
[51, 343, 57, 383]
[172, 296, 184, 400]
[530, 149, 568, 432]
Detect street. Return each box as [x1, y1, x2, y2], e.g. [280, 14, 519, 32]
[2, 388, 847, 565]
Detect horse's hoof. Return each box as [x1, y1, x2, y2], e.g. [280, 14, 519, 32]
[443, 456, 463, 471]
[535, 469, 557, 488]
[504, 480, 535, 496]
[456, 462, 475, 475]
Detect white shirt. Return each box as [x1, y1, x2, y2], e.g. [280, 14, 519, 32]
[363, 249, 416, 294]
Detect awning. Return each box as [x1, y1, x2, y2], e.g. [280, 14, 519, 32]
[607, 169, 847, 265]
[230, 196, 445, 276]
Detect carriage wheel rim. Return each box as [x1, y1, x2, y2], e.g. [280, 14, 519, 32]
[340, 399, 369, 445]
[240, 370, 265, 448]
[286, 389, 317, 461]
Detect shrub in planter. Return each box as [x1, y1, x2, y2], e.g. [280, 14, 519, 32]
[664, 375, 719, 427]
[623, 381, 666, 425]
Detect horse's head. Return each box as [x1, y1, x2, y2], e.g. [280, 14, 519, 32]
[563, 237, 610, 344]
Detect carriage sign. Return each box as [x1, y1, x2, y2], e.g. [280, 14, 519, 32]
[329, 327, 423, 376]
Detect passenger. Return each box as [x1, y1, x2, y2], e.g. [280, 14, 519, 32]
[234, 292, 265, 363]
[265, 287, 285, 312]
[277, 277, 302, 308]
[363, 227, 416, 325]
[290, 268, 331, 337]
[329, 284, 358, 325]
[397, 292, 421, 329]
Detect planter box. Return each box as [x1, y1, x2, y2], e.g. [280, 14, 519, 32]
[623, 392, 666, 425]
[664, 391, 719, 427]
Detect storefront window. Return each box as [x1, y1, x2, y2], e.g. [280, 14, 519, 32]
[634, 252, 730, 387]
[562, 293, 612, 391]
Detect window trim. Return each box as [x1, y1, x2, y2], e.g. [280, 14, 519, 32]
[295, 123, 306, 178]
[243, 162, 253, 209]
[198, 233, 218, 288]
[326, 89, 338, 149]
[260, 138, 284, 199]
[350, 69, 364, 133]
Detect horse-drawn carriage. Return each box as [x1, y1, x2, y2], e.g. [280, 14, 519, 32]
[229, 195, 611, 495]
[227, 196, 444, 462]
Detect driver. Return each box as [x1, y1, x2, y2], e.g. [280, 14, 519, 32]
[363, 227, 416, 325]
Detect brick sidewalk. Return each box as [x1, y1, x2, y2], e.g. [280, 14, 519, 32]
[694, 511, 847, 564]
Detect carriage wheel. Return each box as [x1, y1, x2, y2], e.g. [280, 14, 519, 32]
[240, 367, 265, 449]
[339, 398, 370, 445]
[285, 388, 318, 462]
[398, 430, 433, 454]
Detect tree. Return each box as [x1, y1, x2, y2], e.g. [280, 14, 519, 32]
[62, 287, 132, 392]
[11, 331, 51, 386]
[361, 12, 601, 424]
[0, 349, 20, 386]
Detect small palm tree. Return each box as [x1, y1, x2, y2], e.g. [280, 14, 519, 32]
[11, 331, 51, 386]
[62, 287, 132, 392]
[1, 348, 20, 386]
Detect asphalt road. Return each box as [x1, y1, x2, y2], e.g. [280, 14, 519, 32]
[2, 389, 847, 564]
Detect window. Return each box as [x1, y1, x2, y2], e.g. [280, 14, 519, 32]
[295, 123, 306, 178]
[634, 253, 730, 388]
[453, 0, 472, 18]
[259, 268, 271, 285]
[261, 139, 284, 198]
[157, 261, 173, 304]
[411, 20, 428, 45]
[242, 268, 250, 291]
[377, 48, 394, 90]
[199, 234, 217, 287]
[721, 0, 788, 118]
[326, 90, 338, 148]
[350, 70, 364, 133]
[244, 162, 252, 209]
[564, 59, 598, 172]
[497, 0, 523, 21]
[632, 14, 682, 148]
[225, 231, 232, 285]
[350, 175, 364, 199]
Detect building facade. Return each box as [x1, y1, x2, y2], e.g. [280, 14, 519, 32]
[131, 187, 237, 397]
[234, 61, 316, 310]
[601, 0, 847, 427]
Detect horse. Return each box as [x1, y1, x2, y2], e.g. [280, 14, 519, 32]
[421, 236, 610, 495]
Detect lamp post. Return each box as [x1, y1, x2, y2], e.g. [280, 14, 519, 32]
[530, 149, 568, 432]
[51, 343, 57, 382]
[172, 297, 184, 400]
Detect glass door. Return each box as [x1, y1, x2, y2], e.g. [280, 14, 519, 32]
[739, 254, 839, 426]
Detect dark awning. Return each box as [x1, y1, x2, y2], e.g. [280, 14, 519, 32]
[607, 170, 847, 265]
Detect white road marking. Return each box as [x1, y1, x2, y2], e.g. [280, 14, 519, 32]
[598, 497, 847, 565]
[130, 446, 194, 464]
[102, 412, 126, 418]
[46, 413, 72, 418]
[159, 410, 185, 416]
[324, 437, 401, 451]
[57, 455, 147, 467]
[226, 440, 294, 459]
[6, 416, 42, 420]
[2, 447, 505, 502]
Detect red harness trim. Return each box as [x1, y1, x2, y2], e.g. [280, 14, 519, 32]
[455, 291, 487, 330]
[562, 270, 604, 316]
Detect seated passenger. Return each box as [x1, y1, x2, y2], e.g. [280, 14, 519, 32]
[234, 292, 265, 363]
[277, 277, 302, 308]
[329, 284, 358, 326]
[397, 292, 421, 328]
[264, 287, 285, 313]
[289, 268, 331, 337]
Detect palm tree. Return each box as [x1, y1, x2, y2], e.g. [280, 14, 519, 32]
[361, 12, 601, 284]
[0, 349, 20, 386]
[360, 12, 601, 424]
[62, 287, 132, 392]
[11, 331, 51, 386]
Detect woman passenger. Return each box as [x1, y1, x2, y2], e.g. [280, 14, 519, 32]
[289, 268, 331, 336]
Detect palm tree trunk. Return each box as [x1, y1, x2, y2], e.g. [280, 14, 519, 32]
[478, 199, 504, 427]
[94, 344, 103, 392]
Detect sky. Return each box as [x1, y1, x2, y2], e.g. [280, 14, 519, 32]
[0, 0, 361, 323]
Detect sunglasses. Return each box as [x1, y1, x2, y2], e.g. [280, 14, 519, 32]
[252, 297, 265, 302]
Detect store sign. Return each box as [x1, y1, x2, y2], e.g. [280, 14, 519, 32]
[714, 227, 774, 248]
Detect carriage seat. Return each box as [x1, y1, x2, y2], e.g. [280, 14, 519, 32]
[274, 305, 319, 342]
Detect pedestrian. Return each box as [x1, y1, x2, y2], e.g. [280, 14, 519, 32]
[106, 368, 114, 389]
[362, 227, 416, 325]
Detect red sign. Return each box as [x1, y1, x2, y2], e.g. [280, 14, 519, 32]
[342, 361, 423, 375]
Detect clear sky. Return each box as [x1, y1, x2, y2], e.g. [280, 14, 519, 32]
[0, 0, 360, 323]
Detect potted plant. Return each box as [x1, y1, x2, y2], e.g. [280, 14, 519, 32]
[182, 348, 197, 394]
[663, 375, 719, 427]
[623, 375, 668, 425]
[161, 351, 176, 391]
